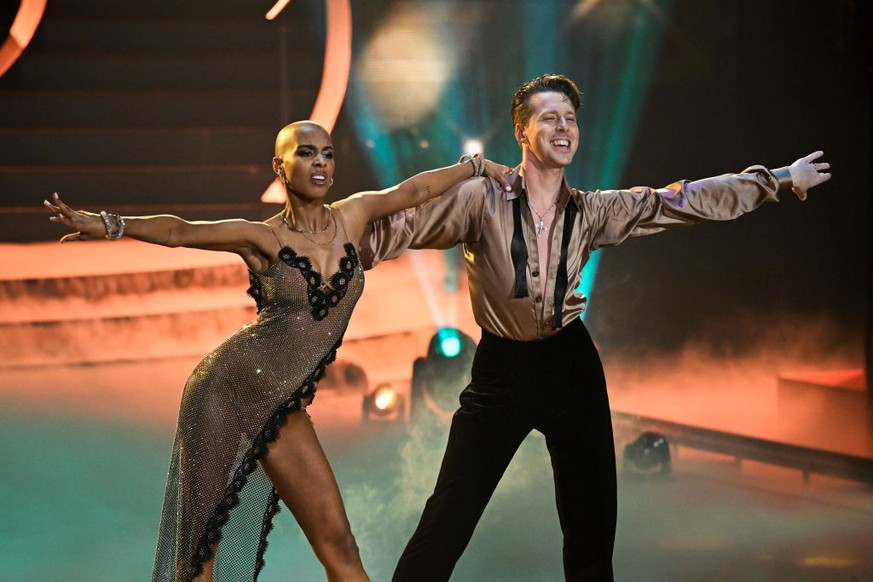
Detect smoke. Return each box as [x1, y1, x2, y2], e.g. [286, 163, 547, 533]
[603, 312, 870, 456]
[4, 309, 869, 580]
[332, 409, 560, 579]
[333, 413, 453, 575]
[317, 312, 871, 579]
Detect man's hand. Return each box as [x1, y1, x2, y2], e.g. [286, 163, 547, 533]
[789, 151, 831, 201]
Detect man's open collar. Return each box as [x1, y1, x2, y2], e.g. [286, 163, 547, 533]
[503, 166, 579, 210]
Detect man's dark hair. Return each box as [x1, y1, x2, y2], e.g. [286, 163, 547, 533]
[510, 74, 582, 127]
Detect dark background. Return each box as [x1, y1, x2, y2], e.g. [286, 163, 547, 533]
[586, 0, 870, 359]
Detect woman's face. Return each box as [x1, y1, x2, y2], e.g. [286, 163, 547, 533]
[274, 123, 335, 201]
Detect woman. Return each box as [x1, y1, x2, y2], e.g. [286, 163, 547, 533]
[44, 120, 512, 582]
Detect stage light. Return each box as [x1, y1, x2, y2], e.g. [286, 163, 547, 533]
[373, 386, 398, 411]
[363, 383, 404, 422]
[623, 431, 671, 476]
[356, 3, 459, 130]
[435, 327, 462, 358]
[410, 327, 477, 421]
[462, 139, 483, 156]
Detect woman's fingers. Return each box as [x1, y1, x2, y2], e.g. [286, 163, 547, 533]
[45, 193, 89, 242]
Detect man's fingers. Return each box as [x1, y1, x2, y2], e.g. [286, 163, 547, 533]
[804, 150, 824, 163]
[816, 172, 832, 185]
[792, 187, 808, 201]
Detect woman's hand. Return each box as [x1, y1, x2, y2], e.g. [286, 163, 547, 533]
[43, 192, 105, 242]
[480, 158, 514, 192]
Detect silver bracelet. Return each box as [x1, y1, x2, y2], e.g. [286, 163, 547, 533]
[100, 211, 114, 239]
[459, 153, 485, 177]
[472, 154, 484, 177]
[99, 210, 125, 240]
[109, 213, 125, 240]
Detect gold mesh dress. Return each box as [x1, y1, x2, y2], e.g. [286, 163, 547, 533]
[151, 220, 365, 581]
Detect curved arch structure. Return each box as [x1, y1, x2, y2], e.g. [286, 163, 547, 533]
[308, 0, 352, 133]
[0, 0, 47, 78]
[262, 0, 352, 202]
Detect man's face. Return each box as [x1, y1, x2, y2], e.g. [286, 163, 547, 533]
[515, 91, 579, 169]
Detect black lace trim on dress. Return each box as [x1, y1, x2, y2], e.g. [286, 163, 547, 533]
[278, 242, 359, 321]
[254, 488, 282, 578]
[247, 243, 359, 320]
[190, 338, 342, 581]
[246, 272, 265, 313]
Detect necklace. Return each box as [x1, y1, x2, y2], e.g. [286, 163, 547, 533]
[527, 197, 558, 238]
[281, 207, 338, 246]
[282, 206, 332, 234]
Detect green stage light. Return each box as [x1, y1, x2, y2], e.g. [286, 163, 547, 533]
[435, 327, 462, 358]
[413, 327, 477, 420]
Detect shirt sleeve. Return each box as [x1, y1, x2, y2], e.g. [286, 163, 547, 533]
[584, 165, 784, 249]
[357, 177, 488, 270]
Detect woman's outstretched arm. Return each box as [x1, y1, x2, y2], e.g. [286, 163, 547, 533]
[336, 154, 513, 225]
[44, 193, 275, 269]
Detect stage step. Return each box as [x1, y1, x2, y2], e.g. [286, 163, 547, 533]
[2, 165, 275, 206]
[37, 0, 327, 21]
[0, 1, 326, 241]
[0, 127, 277, 166]
[5, 53, 290, 92]
[0, 242, 480, 371]
[0, 89, 298, 129]
[26, 19, 288, 56]
[777, 369, 871, 457]
[0, 240, 252, 366]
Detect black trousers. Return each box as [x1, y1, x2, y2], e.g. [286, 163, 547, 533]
[393, 318, 617, 581]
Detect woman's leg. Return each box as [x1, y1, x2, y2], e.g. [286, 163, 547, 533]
[259, 410, 369, 582]
[193, 553, 215, 582]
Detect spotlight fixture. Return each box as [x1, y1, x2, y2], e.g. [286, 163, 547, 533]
[462, 138, 483, 156]
[434, 327, 462, 358]
[363, 383, 405, 422]
[411, 327, 476, 420]
[623, 431, 671, 476]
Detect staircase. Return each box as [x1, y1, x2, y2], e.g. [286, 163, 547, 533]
[0, 0, 325, 242]
[0, 239, 479, 398]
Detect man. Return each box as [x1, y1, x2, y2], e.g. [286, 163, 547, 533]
[359, 74, 831, 581]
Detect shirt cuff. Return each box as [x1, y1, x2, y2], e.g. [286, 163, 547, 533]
[771, 166, 793, 191]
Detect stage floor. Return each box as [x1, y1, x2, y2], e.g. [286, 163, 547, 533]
[2, 361, 873, 582]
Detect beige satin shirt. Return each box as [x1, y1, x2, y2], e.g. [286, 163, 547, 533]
[360, 166, 789, 341]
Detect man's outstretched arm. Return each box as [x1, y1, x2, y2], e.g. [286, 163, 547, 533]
[778, 150, 831, 200]
[586, 151, 832, 247]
